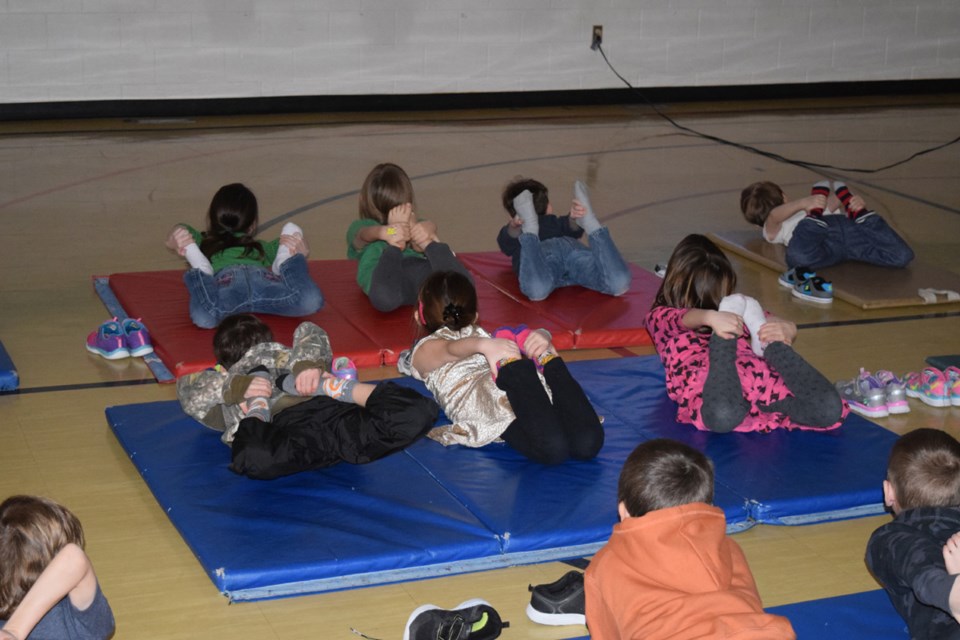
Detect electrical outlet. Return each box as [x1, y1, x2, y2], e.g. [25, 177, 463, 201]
[591, 25, 603, 50]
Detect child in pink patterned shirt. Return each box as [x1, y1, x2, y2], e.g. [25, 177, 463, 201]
[644, 234, 847, 433]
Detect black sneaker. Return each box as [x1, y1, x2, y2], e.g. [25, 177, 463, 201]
[526, 570, 586, 626]
[403, 598, 504, 640]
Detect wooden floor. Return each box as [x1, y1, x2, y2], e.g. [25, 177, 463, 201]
[1, 94, 959, 639]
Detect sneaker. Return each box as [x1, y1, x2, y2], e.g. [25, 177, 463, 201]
[85, 319, 130, 360]
[121, 317, 153, 357]
[331, 356, 357, 380]
[874, 370, 910, 415]
[778, 266, 817, 289]
[403, 598, 504, 640]
[946, 366, 960, 407]
[792, 275, 833, 304]
[526, 570, 585, 626]
[905, 367, 951, 408]
[836, 369, 888, 418]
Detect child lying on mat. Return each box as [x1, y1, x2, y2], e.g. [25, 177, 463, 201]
[645, 234, 847, 433]
[866, 428, 960, 639]
[176, 314, 438, 480]
[346, 163, 472, 312]
[0, 495, 115, 640]
[404, 270, 603, 464]
[497, 177, 631, 301]
[740, 179, 913, 272]
[585, 439, 795, 640]
[165, 183, 323, 328]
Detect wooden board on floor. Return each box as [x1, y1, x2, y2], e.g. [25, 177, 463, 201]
[710, 230, 960, 310]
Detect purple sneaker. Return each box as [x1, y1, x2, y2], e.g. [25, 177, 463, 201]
[836, 369, 888, 418]
[331, 356, 357, 380]
[86, 319, 130, 360]
[875, 370, 909, 414]
[121, 317, 153, 357]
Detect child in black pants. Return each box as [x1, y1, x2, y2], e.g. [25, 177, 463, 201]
[176, 314, 439, 479]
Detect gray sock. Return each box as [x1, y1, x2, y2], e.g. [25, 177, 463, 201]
[574, 180, 601, 235]
[282, 373, 357, 402]
[244, 396, 271, 422]
[701, 334, 750, 433]
[513, 190, 539, 235]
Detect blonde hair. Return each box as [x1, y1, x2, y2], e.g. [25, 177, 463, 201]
[0, 495, 85, 618]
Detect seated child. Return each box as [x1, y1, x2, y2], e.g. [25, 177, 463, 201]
[585, 439, 795, 640]
[346, 163, 472, 312]
[166, 183, 323, 328]
[0, 495, 115, 640]
[498, 177, 631, 301]
[739, 179, 913, 274]
[645, 234, 847, 433]
[176, 314, 439, 480]
[866, 428, 960, 639]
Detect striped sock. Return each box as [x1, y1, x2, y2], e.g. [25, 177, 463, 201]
[833, 181, 866, 219]
[808, 180, 830, 217]
[244, 396, 271, 422]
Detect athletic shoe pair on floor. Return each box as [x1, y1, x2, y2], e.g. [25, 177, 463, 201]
[85, 317, 153, 359]
[904, 366, 960, 408]
[400, 570, 585, 639]
[779, 266, 833, 304]
[837, 366, 960, 417]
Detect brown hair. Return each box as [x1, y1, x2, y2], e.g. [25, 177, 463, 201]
[213, 314, 274, 369]
[200, 182, 265, 260]
[887, 428, 960, 511]
[501, 177, 549, 217]
[417, 271, 478, 335]
[653, 234, 737, 311]
[359, 163, 416, 223]
[739, 181, 785, 226]
[618, 439, 714, 518]
[0, 495, 85, 619]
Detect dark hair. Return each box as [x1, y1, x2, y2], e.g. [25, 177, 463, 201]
[653, 234, 737, 311]
[618, 439, 715, 518]
[0, 495, 85, 619]
[740, 181, 785, 226]
[213, 314, 274, 369]
[199, 183, 265, 261]
[887, 428, 960, 511]
[417, 271, 478, 335]
[502, 177, 549, 217]
[359, 163, 416, 223]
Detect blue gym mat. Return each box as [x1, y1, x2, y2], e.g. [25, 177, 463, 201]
[565, 590, 907, 640]
[0, 340, 19, 391]
[107, 356, 896, 601]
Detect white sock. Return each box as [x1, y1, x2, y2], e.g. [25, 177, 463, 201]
[741, 296, 768, 356]
[272, 222, 303, 274]
[718, 293, 747, 317]
[184, 243, 214, 276]
[574, 180, 601, 235]
[512, 190, 539, 235]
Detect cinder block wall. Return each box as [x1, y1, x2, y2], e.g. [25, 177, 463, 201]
[1, 0, 957, 104]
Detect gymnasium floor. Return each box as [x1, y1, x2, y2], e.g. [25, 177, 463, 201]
[1, 93, 959, 638]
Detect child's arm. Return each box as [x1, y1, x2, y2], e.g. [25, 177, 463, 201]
[763, 195, 825, 239]
[351, 224, 409, 251]
[0, 544, 100, 640]
[176, 368, 228, 429]
[944, 532, 960, 623]
[757, 315, 798, 346]
[564, 199, 587, 235]
[289, 322, 333, 375]
[413, 336, 520, 378]
[519, 329, 554, 362]
[165, 224, 194, 254]
[681, 309, 744, 339]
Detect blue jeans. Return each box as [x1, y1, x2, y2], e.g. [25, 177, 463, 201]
[517, 227, 632, 301]
[184, 254, 324, 329]
[786, 213, 914, 270]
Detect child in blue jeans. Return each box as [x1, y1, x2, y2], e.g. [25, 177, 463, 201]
[497, 178, 632, 301]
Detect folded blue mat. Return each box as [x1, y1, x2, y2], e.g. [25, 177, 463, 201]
[564, 590, 907, 640]
[107, 356, 896, 601]
[0, 340, 19, 391]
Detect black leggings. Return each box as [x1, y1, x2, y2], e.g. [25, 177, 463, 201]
[230, 382, 438, 479]
[701, 335, 844, 433]
[368, 242, 472, 312]
[496, 358, 604, 464]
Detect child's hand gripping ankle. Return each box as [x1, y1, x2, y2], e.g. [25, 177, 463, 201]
[519, 328, 557, 367]
[944, 532, 960, 624]
[240, 376, 274, 421]
[482, 337, 522, 376]
[281, 367, 358, 402]
[707, 311, 744, 340]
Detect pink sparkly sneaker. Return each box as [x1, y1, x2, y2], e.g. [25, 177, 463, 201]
[331, 356, 357, 380]
[944, 366, 960, 407]
[905, 367, 951, 408]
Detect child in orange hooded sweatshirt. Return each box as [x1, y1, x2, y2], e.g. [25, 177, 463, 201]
[585, 439, 795, 640]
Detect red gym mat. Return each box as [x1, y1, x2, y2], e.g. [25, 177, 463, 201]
[95, 253, 656, 381]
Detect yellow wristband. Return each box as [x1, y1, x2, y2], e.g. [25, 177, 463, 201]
[386, 227, 396, 235]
